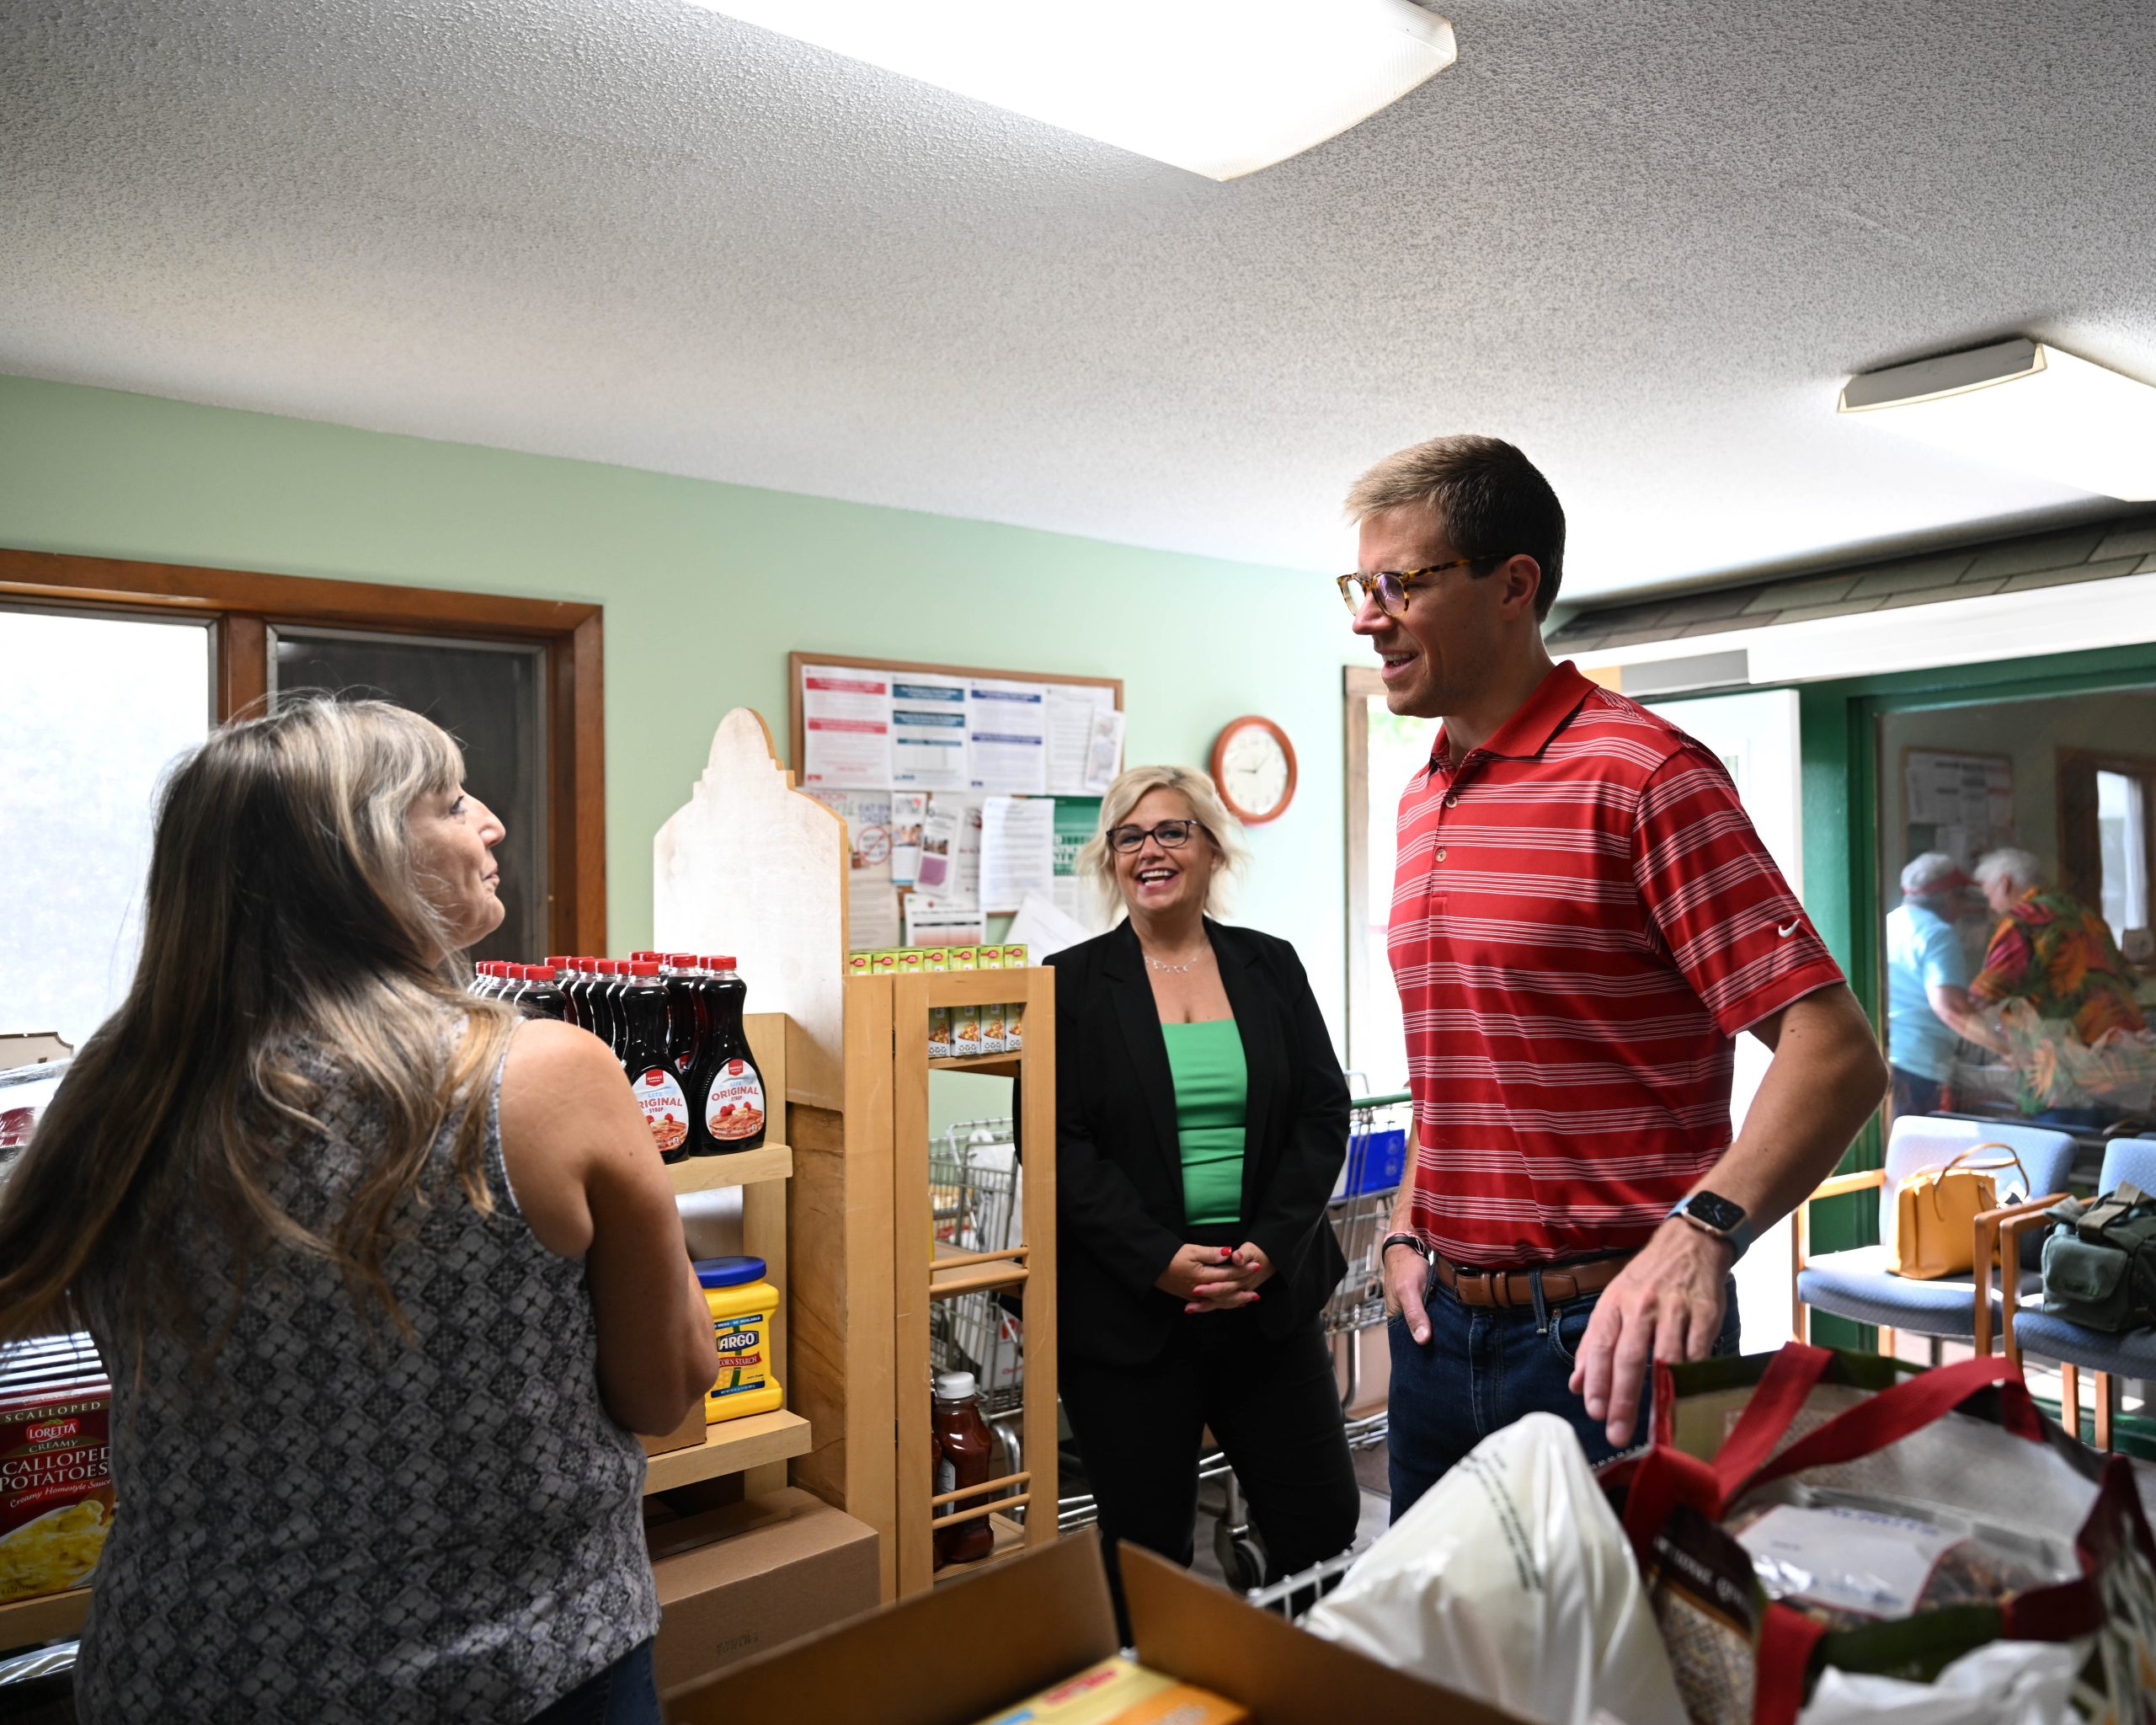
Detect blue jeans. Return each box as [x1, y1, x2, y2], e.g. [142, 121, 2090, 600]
[1386, 1270, 1742, 1519]
[526, 1640, 659, 1725]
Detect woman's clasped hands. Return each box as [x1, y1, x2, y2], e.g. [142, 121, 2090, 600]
[1155, 1241, 1273, 1315]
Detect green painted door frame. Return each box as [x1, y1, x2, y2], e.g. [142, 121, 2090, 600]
[1790, 642, 2156, 1358]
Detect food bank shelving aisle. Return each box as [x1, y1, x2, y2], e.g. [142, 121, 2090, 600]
[646, 1012, 811, 1496]
[883, 960, 1058, 1596]
[654, 707, 1061, 1601]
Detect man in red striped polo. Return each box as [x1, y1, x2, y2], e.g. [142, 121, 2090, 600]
[1346, 435, 1887, 1513]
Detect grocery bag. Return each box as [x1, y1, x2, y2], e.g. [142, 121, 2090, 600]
[1599, 1345, 2156, 1725]
[1302, 1412, 1686, 1725]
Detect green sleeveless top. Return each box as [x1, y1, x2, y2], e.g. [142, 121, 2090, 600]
[1161, 1017, 1248, 1228]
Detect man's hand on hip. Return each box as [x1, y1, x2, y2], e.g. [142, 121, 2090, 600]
[1566, 1219, 1732, 1449]
[1383, 1238, 1432, 1345]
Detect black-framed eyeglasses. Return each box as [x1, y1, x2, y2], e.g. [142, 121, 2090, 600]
[1336, 554, 1504, 617]
[1107, 819, 1207, 853]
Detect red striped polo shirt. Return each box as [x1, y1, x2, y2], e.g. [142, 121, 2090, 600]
[1388, 660, 1844, 1267]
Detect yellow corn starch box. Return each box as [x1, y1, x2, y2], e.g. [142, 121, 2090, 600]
[696, 1258, 782, 1424]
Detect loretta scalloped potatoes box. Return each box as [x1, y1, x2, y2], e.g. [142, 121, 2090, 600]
[0, 1377, 115, 1602]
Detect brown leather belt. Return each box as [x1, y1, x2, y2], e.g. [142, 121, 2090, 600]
[1433, 1251, 1633, 1310]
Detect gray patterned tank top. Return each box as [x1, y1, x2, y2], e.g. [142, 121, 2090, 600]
[76, 1027, 659, 1722]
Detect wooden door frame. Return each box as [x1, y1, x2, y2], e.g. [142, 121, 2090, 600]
[1343, 665, 1385, 1080]
[0, 547, 606, 954]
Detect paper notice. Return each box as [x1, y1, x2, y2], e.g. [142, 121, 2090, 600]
[1045, 684, 1114, 795]
[801, 665, 893, 789]
[807, 790, 900, 950]
[1006, 892, 1096, 964]
[1051, 798, 1102, 926]
[979, 796, 1056, 913]
[911, 793, 984, 907]
[891, 673, 969, 790]
[889, 792, 926, 887]
[968, 679, 1049, 795]
[1081, 707, 1125, 794]
[904, 897, 987, 949]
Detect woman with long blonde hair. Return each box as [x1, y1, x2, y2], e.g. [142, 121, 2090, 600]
[0, 698, 715, 1722]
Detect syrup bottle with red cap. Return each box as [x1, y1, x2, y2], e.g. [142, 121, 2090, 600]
[620, 960, 694, 1163]
[690, 956, 766, 1155]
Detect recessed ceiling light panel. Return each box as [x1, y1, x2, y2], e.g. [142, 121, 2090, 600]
[688, 0, 1458, 180]
[1839, 338, 2156, 501]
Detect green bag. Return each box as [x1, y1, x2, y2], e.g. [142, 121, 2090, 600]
[2040, 1182, 2156, 1332]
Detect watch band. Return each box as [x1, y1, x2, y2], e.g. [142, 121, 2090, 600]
[1667, 1195, 1754, 1262]
[1380, 1231, 1431, 1263]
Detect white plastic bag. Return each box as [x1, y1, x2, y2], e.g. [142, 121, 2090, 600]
[1302, 1412, 1686, 1725]
[1796, 1639, 2083, 1725]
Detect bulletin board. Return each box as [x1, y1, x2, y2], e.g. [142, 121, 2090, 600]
[787, 653, 1126, 953]
[1903, 747, 2016, 868]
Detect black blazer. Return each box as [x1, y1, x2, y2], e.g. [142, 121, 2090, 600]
[1041, 918, 1350, 1369]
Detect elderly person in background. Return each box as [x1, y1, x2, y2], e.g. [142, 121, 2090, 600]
[1046, 763, 1359, 1626]
[1971, 846, 2148, 1124]
[1884, 852, 2004, 1120]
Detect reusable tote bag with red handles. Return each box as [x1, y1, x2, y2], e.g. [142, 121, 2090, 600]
[1600, 1345, 2156, 1725]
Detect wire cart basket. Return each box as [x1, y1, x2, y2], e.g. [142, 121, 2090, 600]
[931, 1091, 1412, 1605]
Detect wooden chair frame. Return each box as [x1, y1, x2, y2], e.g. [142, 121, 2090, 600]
[1792, 1167, 2068, 1359]
[2000, 1204, 2112, 1450]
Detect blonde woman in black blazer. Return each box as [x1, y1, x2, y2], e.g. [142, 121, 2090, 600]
[1045, 765, 1358, 1619]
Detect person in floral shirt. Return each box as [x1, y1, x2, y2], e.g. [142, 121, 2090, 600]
[1969, 847, 2148, 1117]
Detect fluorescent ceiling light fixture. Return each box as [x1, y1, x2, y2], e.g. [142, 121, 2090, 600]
[1838, 338, 2156, 501]
[687, 0, 1458, 180]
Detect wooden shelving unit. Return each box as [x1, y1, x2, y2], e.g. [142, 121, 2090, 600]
[653, 708, 1065, 1603]
[667, 1140, 792, 1194]
[0, 1586, 90, 1652]
[890, 964, 1059, 1596]
[643, 1409, 814, 1494]
[659, 1006, 800, 1501]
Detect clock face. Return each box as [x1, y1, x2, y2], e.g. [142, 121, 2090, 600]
[1214, 718, 1295, 823]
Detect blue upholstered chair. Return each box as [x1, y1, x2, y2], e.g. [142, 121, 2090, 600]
[1792, 1116, 2078, 1359]
[2004, 1135, 2156, 1450]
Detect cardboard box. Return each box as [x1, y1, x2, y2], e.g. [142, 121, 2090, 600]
[652, 1487, 878, 1694]
[667, 1530, 1527, 1725]
[640, 1401, 707, 1459]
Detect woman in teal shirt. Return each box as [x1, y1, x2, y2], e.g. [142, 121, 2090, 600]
[1046, 765, 1358, 1626]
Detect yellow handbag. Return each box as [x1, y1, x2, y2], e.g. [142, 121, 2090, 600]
[1887, 1146, 2028, 1279]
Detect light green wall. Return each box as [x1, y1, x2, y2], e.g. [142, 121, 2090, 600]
[0, 374, 1358, 1039]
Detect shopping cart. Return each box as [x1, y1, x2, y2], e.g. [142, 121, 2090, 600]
[928, 1121, 1030, 1487]
[1202, 1088, 1409, 1585]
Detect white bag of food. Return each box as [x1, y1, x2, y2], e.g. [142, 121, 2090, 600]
[1302, 1412, 1685, 1725]
[1797, 1638, 2082, 1725]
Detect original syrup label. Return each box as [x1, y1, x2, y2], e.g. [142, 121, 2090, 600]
[637, 1067, 690, 1154]
[705, 1060, 766, 1141]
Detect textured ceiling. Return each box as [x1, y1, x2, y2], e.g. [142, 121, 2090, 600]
[3, 1, 2154, 601]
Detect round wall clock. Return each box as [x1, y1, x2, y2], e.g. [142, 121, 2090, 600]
[1210, 716, 1297, 825]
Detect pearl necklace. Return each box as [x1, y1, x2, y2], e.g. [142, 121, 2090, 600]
[1145, 950, 1211, 974]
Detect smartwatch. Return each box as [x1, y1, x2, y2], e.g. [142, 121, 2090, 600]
[1667, 1190, 1753, 1261]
